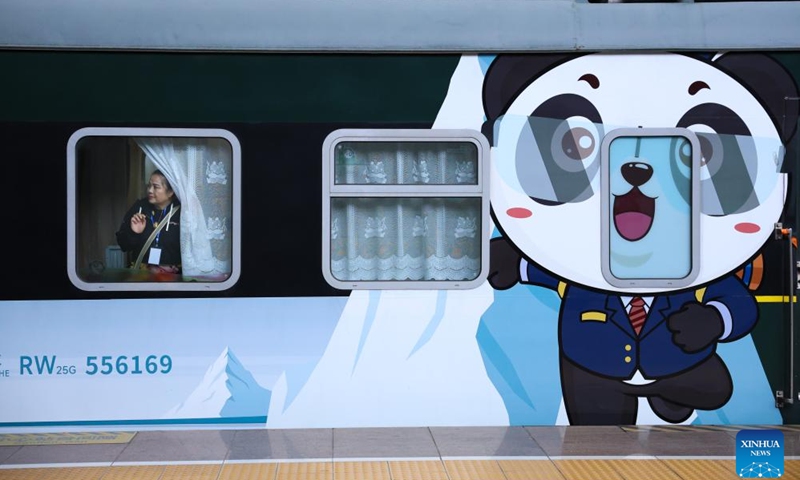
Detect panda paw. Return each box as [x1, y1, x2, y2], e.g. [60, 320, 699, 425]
[488, 237, 522, 290]
[666, 303, 724, 353]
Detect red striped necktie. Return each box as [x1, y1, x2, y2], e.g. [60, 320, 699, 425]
[628, 297, 647, 335]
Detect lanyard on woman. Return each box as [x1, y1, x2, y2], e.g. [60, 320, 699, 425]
[134, 204, 180, 269]
[150, 207, 168, 247]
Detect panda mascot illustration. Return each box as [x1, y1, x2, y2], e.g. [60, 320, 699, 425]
[485, 53, 799, 425]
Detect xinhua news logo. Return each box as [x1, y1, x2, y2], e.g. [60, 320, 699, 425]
[736, 429, 784, 478]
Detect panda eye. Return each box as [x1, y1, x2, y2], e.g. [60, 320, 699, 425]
[675, 137, 692, 169]
[551, 116, 600, 171]
[697, 134, 716, 167]
[685, 125, 724, 174]
[677, 103, 749, 176]
[562, 126, 596, 161]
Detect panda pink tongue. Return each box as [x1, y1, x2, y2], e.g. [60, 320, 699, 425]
[614, 212, 652, 241]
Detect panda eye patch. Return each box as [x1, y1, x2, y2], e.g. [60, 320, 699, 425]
[529, 94, 602, 124]
[493, 113, 603, 204]
[675, 104, 784, 215]
[489, 94, 605, 204]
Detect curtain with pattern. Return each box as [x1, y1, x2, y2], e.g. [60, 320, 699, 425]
[135, 137, 233, 278]
[331, 144, 481, 281]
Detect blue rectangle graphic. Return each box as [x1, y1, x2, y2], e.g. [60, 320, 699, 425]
[736, 429, 784, 478]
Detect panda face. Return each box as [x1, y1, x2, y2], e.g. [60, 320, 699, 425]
[490, 53, 787, 293]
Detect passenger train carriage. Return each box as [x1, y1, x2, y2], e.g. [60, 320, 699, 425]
[1, 0, 800, 429]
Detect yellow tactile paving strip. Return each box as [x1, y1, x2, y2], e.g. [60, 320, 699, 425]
[219, 463, 277, 480]
[160, 464, 222, 480]
[0, 467, 106, 480]
[334, 461, 391, 480]
[498, 459, 566, 480]
[785, 460, 800, 479]
[606, 459, 681, 480]
[443, 459, 506, 480]
[661, 459, 735, 479]
[275, 462, 332, 480]
[2, 459, 800, 480]
[552, 460, 624, 480]
[102, 465, 165, 480]
[622, 423, 800, 433]
[0, 432, 135, 447]
[387, 460, 448, 480]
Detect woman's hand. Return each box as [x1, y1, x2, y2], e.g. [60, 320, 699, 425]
[130, 212, 147, 234]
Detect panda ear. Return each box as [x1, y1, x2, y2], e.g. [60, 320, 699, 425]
[482, 54, 577, 123]
[714, 53, 799, 143]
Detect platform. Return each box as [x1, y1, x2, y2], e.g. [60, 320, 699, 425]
[0, 425, 798, 479]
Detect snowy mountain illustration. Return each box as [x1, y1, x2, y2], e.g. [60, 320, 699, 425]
[265, 60, 509, 428]
[266, 287, 509, 428]
[166, 347, 271, 419]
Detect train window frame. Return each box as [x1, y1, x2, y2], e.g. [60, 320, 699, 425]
[66, 127, 242, 292]
[322, 129, 491, 290]
[600, 127, 701, 289]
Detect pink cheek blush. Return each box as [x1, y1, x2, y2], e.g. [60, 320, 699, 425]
[507, 208, 532, 219]
[734, 223, 761, 234]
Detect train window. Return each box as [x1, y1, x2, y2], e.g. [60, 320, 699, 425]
[600, 128, 701, 288]
[322, 129, 490, 289]
[67, 128, 241, 291]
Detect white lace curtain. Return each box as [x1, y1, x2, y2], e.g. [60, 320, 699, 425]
[335, 143, 478, 186]
[135, 137, 232, 278]
[331, 144, 481, 281]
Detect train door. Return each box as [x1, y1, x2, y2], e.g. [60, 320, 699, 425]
[755, 95, 800, 423]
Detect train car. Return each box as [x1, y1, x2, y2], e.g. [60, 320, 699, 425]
[1, 0, 800, 430]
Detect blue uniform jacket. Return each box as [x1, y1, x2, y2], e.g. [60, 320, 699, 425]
[523, 263, 758, 379]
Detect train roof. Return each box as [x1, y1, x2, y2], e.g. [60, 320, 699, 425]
[1, 0, 799, 53]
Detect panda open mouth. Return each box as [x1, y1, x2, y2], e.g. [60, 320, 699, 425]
[613, 188, 655, 241]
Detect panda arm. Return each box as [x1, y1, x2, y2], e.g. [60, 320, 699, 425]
[701, 275, 758, 342]
[488, 236, 561, 290]
[521, 259, 562, 291]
